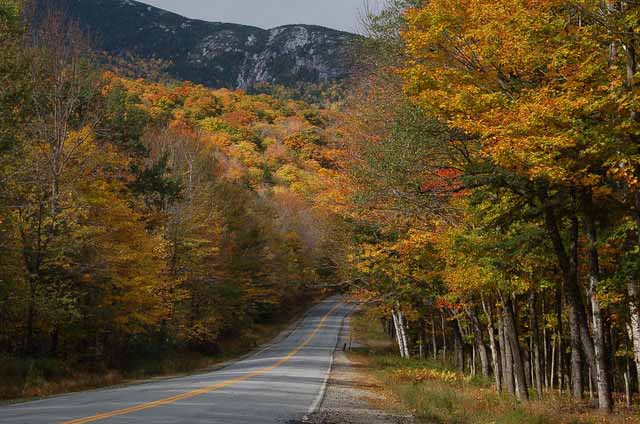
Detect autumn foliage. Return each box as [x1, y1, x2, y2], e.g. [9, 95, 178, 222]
[0, 3, 346, 398]
[337, 0, 640, 415]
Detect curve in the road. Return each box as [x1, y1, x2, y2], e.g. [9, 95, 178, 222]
[0, 296, 350, 424]
[62, 302, 342, 424]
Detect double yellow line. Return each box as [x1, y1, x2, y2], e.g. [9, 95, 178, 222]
[61, 302, 342, 424]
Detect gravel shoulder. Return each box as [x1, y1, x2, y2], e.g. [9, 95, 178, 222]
[304, 317, 415, 424]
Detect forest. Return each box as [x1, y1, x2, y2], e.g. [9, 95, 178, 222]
[340, 0, 640, 418]
[4, 0, 640, 419]
[0, 1, 348, 398]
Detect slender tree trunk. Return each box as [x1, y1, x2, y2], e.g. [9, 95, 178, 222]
[542, 196, 591, 399]
[503, 295, 529, 401]
[555, 285, 565, 394]
[625, 367, 632, 409]
[24, 278, 37, 355]
[628, 282, 640, 395]
[626, 337, 633, 408]
[550, 333, 556, 390]
[396, 303, 410, 358]
[50, 325, 59, 356]
[452, 317, 465, 373]
[580, 310, 599, 394]
[441, 311, 448, 364]
[431, 313, 438, 360]
[525, 348, 532, 391]
[585, 212, 613, 412]
[482, 296, 502, 392]
[542, 295, 549, 390]
[391, 310, 406, 359]
[381, 318, 389, 337]
[471, 345, 477, 376]
[608, 325, 617, 405]
[624, 32, 639, 122]
[419, 318, 427, 359]
[467, 307, 490, 377]
[530, 290, 544, 397]
[20, 203, 46, 356]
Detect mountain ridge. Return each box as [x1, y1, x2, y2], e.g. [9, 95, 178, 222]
[42, 0, 357, 89]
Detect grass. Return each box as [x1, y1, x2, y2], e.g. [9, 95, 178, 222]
[349, 310, 640, 424]
[0, 298, 318, 403]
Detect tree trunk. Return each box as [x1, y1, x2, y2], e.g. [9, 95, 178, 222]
[467, 307, 490, 377]
[584, 212, 613, 412]
[419, 318, 427, 359]
[503, 295, 529, 401]
[624, 33, 639, 122]
[391, 310, 406, 358]
[542, 195, 595, 399]
[24, 279, 37, 355]
[628, 281, 640, 396]
[568, 302, 584, 400]
[471, 345, 477, 377]
[530, 290, 544, 397]
[431, 313, 438, 360]
[624, 29, 640, 399]
[441, 311, 448, 363]
[482, 296, 502, 392]
[626, 337, 633, 408]
[396, 303, 410, 358]
[542, 296, 549, 390]
[500, 317, 514, 394]
[550, 333, 556, 390]
[608, 325, 617, 402]
[625, 366, 632, 409]
[50, 325, 59, 357]
[555, 285, 565, 393]
[451, 317, 465, 373]
[527, 333, 533, 391]
[381, 318, 390, 337]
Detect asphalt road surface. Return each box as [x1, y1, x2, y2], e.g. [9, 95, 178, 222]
[0, 297, 351, 424]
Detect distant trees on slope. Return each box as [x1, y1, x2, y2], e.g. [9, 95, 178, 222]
[0, 2, 346, 384]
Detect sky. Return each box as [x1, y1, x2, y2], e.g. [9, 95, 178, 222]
[141, 0, 369, 33]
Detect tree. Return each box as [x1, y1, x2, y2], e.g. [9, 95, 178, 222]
[400, 0, 634, 409]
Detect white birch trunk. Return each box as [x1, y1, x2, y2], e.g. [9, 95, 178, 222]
[628, 281, 640, 396]
[391, 310, 406, 359]
[396, 304, 410, 359]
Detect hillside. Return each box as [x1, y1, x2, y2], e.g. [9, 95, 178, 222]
[43, 0, 356, 89]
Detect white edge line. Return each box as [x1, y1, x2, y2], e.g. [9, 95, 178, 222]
[303, 304, 352, 422]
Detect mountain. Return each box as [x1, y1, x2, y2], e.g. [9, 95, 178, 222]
[44, 0, 357, 89]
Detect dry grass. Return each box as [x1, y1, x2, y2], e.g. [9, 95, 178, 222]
[350, 312, 640, 424]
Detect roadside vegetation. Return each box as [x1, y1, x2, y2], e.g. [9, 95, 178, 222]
[0, 301, 315, 401]
[5, 0, 640, 419]
[0, 2, 346, 400]
[334, 0, 640, 418]
[351, 312, 639, 424]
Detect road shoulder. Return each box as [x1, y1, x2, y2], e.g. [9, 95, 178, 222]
[305, 317, 415, 424]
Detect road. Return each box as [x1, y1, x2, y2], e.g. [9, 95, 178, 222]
[0, 297, 351, 424]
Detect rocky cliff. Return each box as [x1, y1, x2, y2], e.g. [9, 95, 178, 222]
[46, 0, 356, 89]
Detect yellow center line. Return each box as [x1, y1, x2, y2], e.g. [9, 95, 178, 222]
[60, 302, 343, 424]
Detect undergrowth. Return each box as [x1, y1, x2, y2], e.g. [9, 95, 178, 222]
[0, 302, 314, 402]
[350, 312, 640, 424]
